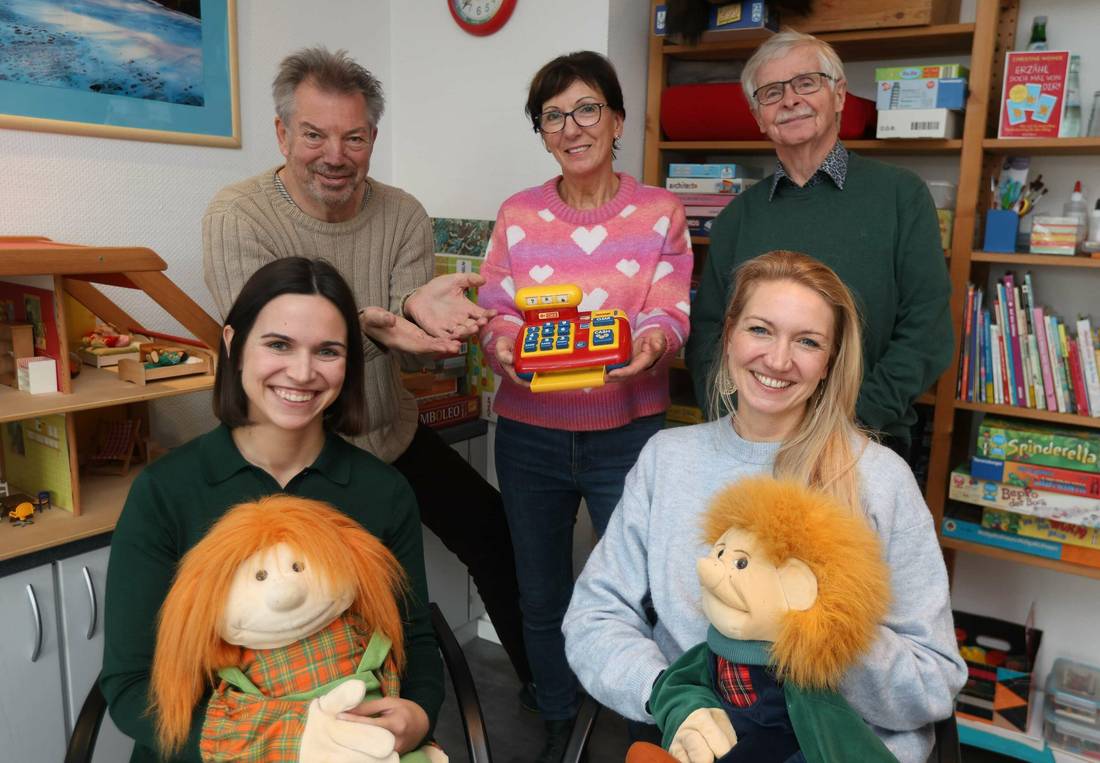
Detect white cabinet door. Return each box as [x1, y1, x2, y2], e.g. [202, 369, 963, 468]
[0, 563, 67, 762]
[57, 547, 134, 763]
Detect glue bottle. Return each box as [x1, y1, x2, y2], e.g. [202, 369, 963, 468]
[1063, 180, 1088, 246]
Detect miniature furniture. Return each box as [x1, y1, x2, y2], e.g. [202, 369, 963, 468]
[64, 603, 492, 763]
[84, 418, 146, 476]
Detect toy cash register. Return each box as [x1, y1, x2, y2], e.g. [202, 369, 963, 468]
[513, 284, 632, 392]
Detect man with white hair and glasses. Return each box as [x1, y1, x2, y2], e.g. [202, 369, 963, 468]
[686, 30, 953, 459]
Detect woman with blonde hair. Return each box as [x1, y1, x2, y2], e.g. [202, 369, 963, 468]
[564, 251, 965, 762]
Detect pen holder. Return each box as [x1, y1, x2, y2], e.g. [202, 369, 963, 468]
[983, 209, 1019, 253]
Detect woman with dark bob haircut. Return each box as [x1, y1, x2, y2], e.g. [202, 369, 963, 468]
[476, 50, 693, 760]
[101, 257, 443, 761]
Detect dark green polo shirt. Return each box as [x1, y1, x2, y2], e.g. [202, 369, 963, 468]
[101, 425, 442, 762]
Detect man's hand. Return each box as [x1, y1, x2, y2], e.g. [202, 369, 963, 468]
[606, 330, 667, 382]
[668, 707, 737, 763]
[403, 273, 496, 340]
[361, 307, 461, 355]
[337, 696, 430, 755]
[492, 336, 530, 388]
[299, 680, 399, 763]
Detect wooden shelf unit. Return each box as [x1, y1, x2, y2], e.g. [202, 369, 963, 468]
[644, 0, 1100, 580]
[0, 238, 218, 551]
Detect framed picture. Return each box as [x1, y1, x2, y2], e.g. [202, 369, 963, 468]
[0, 0, 239, 147]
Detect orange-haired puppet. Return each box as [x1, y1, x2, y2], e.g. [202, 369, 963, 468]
[150, 495, 446, 763]
[627, 477, 898, 763]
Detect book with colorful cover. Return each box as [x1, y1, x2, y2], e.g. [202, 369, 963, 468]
[1067, 340, 1090, 416]
[1076, 317, 1100, 413]
[977, 417, 1100, 474]
[970, 456, 1100, 498]
[1033, 307, 1057, 411]
[1003, 275, 1027, 404]
[949, 466, 1100, 525]
[1045, 315, 1069, 413]
[998, 50, 1071, 139]
[982, 508, 1100, 550]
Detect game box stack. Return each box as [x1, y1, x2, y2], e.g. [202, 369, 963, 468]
[874, 63, 968, 139]
[664, 163, 757, 236]
[942, 417, 1100, 568]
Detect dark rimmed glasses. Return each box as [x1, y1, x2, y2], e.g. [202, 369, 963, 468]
[535, 102, 607, 134]
[752, 72, 834, 106]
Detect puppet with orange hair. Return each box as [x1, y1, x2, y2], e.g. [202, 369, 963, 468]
[150, 495, 446, 763]
[627, 477, 899, 763]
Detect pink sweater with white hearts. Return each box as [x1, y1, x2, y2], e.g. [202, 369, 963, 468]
[478, 173, 693, 431]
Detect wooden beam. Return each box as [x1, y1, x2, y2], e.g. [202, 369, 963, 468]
[66, 273, 139, 289]
[124, 271, 222, 350]
[0, 246, 166, 277]
[52, 275, 73, 393]
[643, 0, 667, 186]
[62, 279, 145, 333]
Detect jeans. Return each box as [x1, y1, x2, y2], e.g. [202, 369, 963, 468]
[393, 424, 531, 686]
[494, 413, 665, 720]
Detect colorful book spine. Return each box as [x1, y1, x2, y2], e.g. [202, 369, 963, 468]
[1045, 315, 1069, 413]
[1003, 275, 1027, 404]
[970, 456, 1100, 498]
[979, 310, 991, 403]
[1068, 340, 1090, 416]
[1027, 333, 1044, 410]
[981, 509, 1100, 550]
[1077, 317, 1100, 413]
[1059, 320, 1077, 413]
[996, 284, 1017, 405]
[670, 193, 736, 206]
[990, 323, 1004, 404]
[949, 467, 1100, 524]
[667, 163, 750, 178]
[1033, 307, 1057, 411]
[958, 283, 975, 399]
[665, 177, 754, 194]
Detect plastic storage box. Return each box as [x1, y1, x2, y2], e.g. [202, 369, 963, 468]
[1044, 658, 1100, 758]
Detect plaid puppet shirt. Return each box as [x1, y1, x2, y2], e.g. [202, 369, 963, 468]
[200, 613, 400, 763]
[714, 655, 759, 709]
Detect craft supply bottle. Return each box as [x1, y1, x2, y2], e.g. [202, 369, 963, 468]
[1063, 180, 1088, 246]
[1062, 55, 1082, 138]
[1026, 16, 1048, 50]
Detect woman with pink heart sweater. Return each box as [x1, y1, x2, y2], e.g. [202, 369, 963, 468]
[476, 50, 692, 761]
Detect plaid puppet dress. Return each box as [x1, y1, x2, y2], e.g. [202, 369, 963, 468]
[200, 613, 434, 763]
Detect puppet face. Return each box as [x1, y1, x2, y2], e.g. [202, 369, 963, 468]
[220, 542, 355, 649]
[697, 527, 817, 642]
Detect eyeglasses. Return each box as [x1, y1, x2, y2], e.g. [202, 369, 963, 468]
[535, 102, 607, 134]
[752, 72, 834, 106]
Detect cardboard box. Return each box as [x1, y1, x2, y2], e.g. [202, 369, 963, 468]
[417, 393, 480, 429]
[876, 78, 967, 111]
[785, 0, 960, 34]
[668, 163, 752, 179]
[654, 2, 778, 37]
[665, 177, 755, 194]
[874, 63, 969, 81]
[876, 108, 961, 139]
[16, 356, 57, 394]
[955, 609, 1043, 733]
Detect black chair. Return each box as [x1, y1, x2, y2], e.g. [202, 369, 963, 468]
[65, 602, 491, 763]
[561, 693, 600, 763]
[930, 713, 961, 763]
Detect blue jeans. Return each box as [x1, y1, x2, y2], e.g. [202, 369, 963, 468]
[494, 413, 665, 720]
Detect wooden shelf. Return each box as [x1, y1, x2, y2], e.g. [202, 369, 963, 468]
[670, 357, 687, 370]
[953, 400, 1100, 429]
[0, 469, 134, 563]
[970, 251, 1100, 268]
[690, 236, 710, 245]
[941, 537, 1100, 581]
[660, 23, 975, 62]
[0, 364, 213, 424]
[659, 139, 962, 154]
[982, 137, 1100, 156]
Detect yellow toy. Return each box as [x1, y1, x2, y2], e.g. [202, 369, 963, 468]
[9, 501, 35, 525]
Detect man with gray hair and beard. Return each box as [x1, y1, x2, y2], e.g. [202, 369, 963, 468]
[686, 30, 953, 461]
[203, 46, 534, 726]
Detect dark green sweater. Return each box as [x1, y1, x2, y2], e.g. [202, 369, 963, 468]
[100, 425, 442, 763]
[686, 152, 953, 442]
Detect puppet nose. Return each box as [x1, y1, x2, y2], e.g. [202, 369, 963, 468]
[697, 557, 724, 590]
[266, 580, 308, 612]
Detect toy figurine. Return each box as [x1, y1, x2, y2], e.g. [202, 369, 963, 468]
[151, 495, 446, 763]
[628, 477, 897, 763]
[8, 501, 35, 525]
[81, 323, 132, 349]
[145, 347, 188, 368]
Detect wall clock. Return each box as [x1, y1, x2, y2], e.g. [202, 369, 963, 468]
[449, 0, 517, 36]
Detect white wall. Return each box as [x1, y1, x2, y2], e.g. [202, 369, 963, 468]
[0, 0, 392, 445]
[388, 0, 649, 220]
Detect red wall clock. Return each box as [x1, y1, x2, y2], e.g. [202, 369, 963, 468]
[449, 0, 517, 36]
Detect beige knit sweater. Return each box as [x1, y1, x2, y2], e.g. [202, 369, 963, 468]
[202, 168, 433, 463]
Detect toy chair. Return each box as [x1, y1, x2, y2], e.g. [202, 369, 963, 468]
[84, 418, 147, 476]
[65, 603, 493, 763]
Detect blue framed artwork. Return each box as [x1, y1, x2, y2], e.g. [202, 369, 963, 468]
[0, 0, 239, 147]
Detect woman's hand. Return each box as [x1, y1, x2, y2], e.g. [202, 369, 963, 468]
[493, 336, 530, 388]
[606, 330, 667, 382]
[404, 273, 497, 340]
[337, 696, 430, 755]
[360, 307, 461, 355]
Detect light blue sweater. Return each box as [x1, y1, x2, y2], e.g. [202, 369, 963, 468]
[563, 417, 967, 763]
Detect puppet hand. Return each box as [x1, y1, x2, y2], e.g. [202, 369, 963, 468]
[404, 273, 496, 340]
[300, 680, 400, 763]
[668, 707, 737, 763]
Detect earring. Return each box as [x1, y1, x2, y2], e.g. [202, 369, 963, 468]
[716, 365, 737, 396]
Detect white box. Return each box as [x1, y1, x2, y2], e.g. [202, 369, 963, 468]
[16, 356, 58, 394]
[876, 108, 961, 139]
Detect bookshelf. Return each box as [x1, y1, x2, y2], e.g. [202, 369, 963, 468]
[643, 0, 1100, 582]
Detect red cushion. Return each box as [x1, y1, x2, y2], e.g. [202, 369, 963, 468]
[660, 83, 877, 141]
